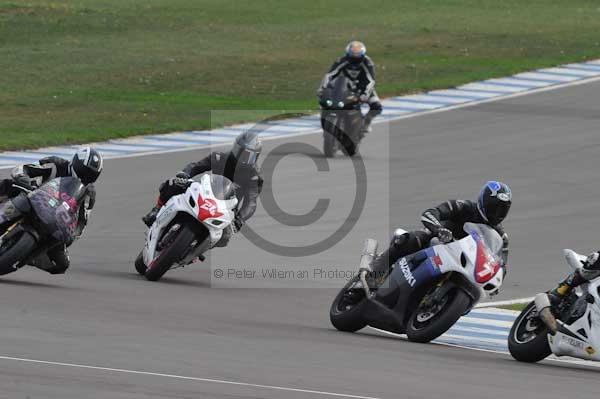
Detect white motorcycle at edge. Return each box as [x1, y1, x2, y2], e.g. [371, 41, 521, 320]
[135, 173, 238, 281]
[509, 249, 600, 362]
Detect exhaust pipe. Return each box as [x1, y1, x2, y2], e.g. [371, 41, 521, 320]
[534, 293, 558, 334]
[358, 239, 378, 296]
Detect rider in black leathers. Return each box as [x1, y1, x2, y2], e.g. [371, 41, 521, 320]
[364, 181, 512, 286]
[319, 41, 382, 135]
[0, 147, 103, 274]
[142, 131, 263, 247]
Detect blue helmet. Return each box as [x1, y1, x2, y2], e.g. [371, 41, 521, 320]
[477, 181, 512, 225]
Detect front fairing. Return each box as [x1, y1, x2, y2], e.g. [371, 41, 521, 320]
[28, 177, 85, 244]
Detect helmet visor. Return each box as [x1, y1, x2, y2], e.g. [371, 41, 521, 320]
[486, 200, 511, 224]
[237, 149, 259, 166]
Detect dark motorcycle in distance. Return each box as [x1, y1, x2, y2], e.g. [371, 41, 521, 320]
[319, 73, 364, 157]
[0, 177, 88, 275]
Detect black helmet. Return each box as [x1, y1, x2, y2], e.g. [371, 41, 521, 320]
[477, 181, 512, 225]
[345, 41, 366, 64]
[71, 147, 103, 185]
[231, 131, 262, 167]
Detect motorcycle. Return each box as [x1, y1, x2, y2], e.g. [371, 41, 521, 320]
[508, 249, 600, 363]
[330, 223, 505, 343]
[319, 72, 364, 158]
[0, 177, 88, 275]
[136, 173, 238, 281]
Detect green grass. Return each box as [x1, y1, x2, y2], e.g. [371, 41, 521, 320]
[2, 0, 600, 150]
[499, 303, 527, 311]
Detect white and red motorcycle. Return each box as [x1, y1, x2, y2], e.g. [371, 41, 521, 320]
[509, 249, 600, 363]
[330, 223, 505, 343]
[135, 173, 238, 281]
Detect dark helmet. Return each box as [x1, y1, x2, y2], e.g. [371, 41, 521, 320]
[71, 146, 103, 185]
[345, 41, 366, 64]
[477, 181, 512, 225]
[230, 131, 262, 167]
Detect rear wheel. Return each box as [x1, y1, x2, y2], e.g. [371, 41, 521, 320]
[144, 224, 196, 282]
[0, 230, 36, 276]
[329, 276, 368, 332]
[134, 252, 146, 276]
[508, 301, 551, 362]
[406, 287, 471, 343]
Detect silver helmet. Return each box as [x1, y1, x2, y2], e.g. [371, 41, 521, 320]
[231, 131, 262, 167]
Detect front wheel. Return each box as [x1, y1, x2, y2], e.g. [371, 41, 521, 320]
[0, 230, 37, 276]
[330, 276, 368, 332]
[508, 301, 551, 362]
[406, 287, 471, 343]
[144, 224, 196, 281]
[323, 130, 337, 158]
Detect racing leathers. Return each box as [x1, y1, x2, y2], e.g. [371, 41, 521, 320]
[548, 251, 600, 306]
[319, 55, 382, 132]
[147, 152, 263, 246]
[367, 199, 509, 285]
[0, 157, 96, 274]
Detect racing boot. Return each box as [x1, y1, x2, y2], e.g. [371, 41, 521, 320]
[547, 271, 586, 309]
[142, 206, 161, 227]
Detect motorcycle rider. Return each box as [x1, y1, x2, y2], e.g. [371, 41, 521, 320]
[363, 181, 512, 287]
[142, 131, 263, 247]
[0, 147, 103, 274]
[545, 252, 600, 308]
[318, 41, 382, 135]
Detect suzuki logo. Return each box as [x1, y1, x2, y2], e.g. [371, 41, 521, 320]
[399, 258, 416, 287]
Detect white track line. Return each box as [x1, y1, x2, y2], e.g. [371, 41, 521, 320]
[0, 355, 381, 399]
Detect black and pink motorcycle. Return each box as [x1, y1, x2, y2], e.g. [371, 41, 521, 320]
[0, 177, 90, 275]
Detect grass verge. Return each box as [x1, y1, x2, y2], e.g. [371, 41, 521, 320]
[3, 0, 600, 150]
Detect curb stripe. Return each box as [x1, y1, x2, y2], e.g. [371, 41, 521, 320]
[2, 58, 600, 168]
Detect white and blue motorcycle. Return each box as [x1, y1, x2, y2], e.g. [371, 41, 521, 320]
[509, 249, 600, 363]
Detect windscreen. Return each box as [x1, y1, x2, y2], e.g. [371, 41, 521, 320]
[210, 174, 236, 200]
[29, 177, 84, 243]
[463, 222, 504, 257]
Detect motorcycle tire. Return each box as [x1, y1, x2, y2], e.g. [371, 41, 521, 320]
[406, 288, 470, 343]
[323, 130, 337, 158]
[508, 301, 551, 362]
[329, 276, 368, 332]
[144, 224, 196, 282]
[0, 231, 36, 276]
[134, 251, 146, 276]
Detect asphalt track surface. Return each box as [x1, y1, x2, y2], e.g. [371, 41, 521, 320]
[2, 80, 600, 398]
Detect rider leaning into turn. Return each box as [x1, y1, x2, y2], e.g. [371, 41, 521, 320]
[319, 41, 383, 135]
[547, 251, 600, 307]
[142, 131, 263, 247]
[0, 147, 103, 274]
[364, 181, 512, 286]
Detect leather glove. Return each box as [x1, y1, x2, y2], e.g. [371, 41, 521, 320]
[172, 172, 190, 188]
[584, 252, 600, 271]
[436, 227, 453, 244]
[233, 215, 244, 232]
